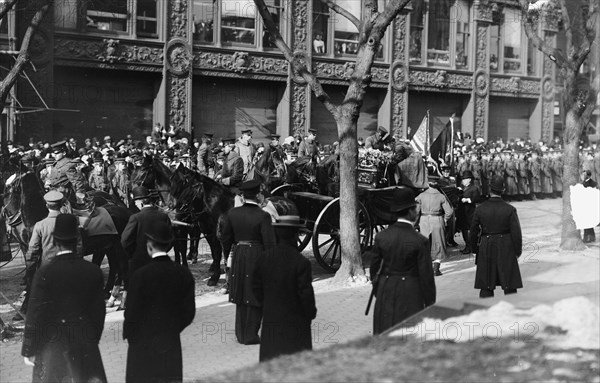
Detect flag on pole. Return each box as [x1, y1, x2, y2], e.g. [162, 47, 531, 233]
[410, 113, 429, 156]
[429, 116, 453, 166]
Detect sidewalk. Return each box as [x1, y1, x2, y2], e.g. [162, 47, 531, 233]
[1, 199, 598, 382]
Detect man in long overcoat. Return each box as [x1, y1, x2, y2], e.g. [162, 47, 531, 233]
[416, 183, 453, 276]
[124, 220, 195, 383]
[22, 214, 106, 383]
[367, 188, 436, 335]
[221, 180, 275, 344]
[121, 186, 171, 282]
[457, 170, 481, 254]
[253, 215, 317, 362]
[470, 176, 523, 298]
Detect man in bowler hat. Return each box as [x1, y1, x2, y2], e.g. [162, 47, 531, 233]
[470, 175, 523, 298]
[366, 188, 436, 335]
[221, 179, 275, 344]
[253, 215, 317, 361]
[22, 214, 107, 383]
[124, 220, 195, 383]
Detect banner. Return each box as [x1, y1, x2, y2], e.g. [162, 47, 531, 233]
[410, 114, 429, 156]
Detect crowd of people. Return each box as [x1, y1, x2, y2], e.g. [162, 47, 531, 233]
[2, 124, 598, 383]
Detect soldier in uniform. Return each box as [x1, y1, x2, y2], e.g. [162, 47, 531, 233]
[111, 155, 130, 207]
[197, 132, 214, 176]
[503, 151, 519, 201]
[297, 128, 319, 159]
[235, 129, 256, 180]
[39, 158, 54, 190]
[469, 152, 483, 192]
[529, 150, 542, 199]
[88, 157, 110, 193]
[365, 126, 388, 150]
[551, 150, 563, 197]
[46, 141, 77, 197]
[416, 182, 453, 276]
[217, 138, 244, 206]
[540, 151, 554, 197]
[220, 180, 275, 345]
[516, 151, 530, 199]
[470, 176, 523, 298]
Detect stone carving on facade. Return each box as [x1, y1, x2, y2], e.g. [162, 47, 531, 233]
[312, 61, 388, 83]
[292, 86, 307, 135]
[55, 39, 163, 66]
[476, 25, 488, 69]
[391, 61, 408, 92]
[166, 40, 192, 76]
[475, 96, 486, 138]
[542, 1, 561, 32]
[29, 29, 51, 66]
[473, 69, 488, 97]
[542, 99, 553, 142]
[194, 51, 289, 75]
[292, 0, 308, 52]
[169, 77, 187, 127]
[291, 51, 308, 84]
[170, 0, 188, 39]
[392, 92, 405, 138]
[409, 69, 472, 90]
[542, 75, 554, 101]
[231, 52, 251, 73]
[474, 0, 494, 22]
[98, 39, 121, 64]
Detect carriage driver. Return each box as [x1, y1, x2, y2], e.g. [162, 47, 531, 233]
[216, 138, 245, 207]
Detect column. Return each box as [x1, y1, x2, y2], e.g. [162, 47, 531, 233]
[288, 0, 310, 136]
[471, 0, 492, 140]
[163, 0, 194, 133]
[389, 5, 411, 140]
[540, 8, 558, 143]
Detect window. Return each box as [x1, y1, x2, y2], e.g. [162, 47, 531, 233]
[313, 0, 387, 60]
[53, 1, 159, 38]
[488, 7, 536, 75]
[503, 8, 521, 73]
[527, 37, 536, 76]
[489, 23, 501, 72]
[409, 0, 471, 69]
[193, 0, 285, 49]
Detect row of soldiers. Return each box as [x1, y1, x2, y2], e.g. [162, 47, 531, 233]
[450, 148, 600, 199]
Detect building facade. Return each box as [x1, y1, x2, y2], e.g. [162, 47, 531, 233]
[1, 0, 566, 145]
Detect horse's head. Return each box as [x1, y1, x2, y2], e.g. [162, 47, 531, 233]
[168, 164, 205, 221]
[2, 172, 47, 231]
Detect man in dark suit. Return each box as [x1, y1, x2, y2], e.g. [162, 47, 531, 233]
[121, 186, 171, 306]
[470, 176, 523, 298]
[457, 170, 481, 254]
[221, 180, 275, 345]
[367, 188, 436, 335]
[253, 215, 317, 362]
[124, 220, 195, 383]
[22, 214, 107, 383]
[581, 170, 598, 242]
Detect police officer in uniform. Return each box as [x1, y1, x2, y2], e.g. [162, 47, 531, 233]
[220, 180, 275, 345]
[88, 156, 110, 193]
[297, 128, 319, 159]
[46, 141, 76, 197]
[217, 138, 245, 206]
[365, 126, 388, 150]
[235, 129, 256, 180]
[197, 132, 214, 176]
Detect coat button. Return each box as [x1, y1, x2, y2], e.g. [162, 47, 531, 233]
[402, 277, 405, 281]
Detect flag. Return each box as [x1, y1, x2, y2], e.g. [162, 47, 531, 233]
[430, 116, 452, 166]
[410, 114, 429, 156]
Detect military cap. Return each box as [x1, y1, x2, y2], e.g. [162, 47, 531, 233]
[241, 129, 253, 135]
[114, 154, 126, 163]
[51, 141, 67, 153]
[272, 215, 306, 228]
[221, 138, 236, 146]
[93, 156, 103, 163]
[308, 128, 317, 134]
[44, 190, 64, 204]
[203, 132, 214, 138]
[42, 157, 55, 165]
[377, 126, 388, 134]
[103, 135, 112, 142]
[115, 140, 125, 148]
[270, 133, 281, 140]
[239, 179, 261, 196]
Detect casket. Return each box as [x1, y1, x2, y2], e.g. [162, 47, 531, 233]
[358, 166, 379, 188]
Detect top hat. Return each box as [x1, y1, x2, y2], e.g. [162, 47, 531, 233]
[272, 215, 306, 228]
[462, 170, 475, 180]
[239, 179, 261, 196]
[389, 187, 417, 213]
[52, 214, 79, 242]
[145, 220, 175, 245]
[132, 186, 152, 200]
[241, 129, 253, 135]
[490, 175, 505, 194]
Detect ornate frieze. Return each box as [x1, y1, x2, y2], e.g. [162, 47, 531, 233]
[170, 0, 189, 39]
[312, 61, 388, 83]
[473, 21, 489, 139]
[474, 0, 494, 23]
[168, 76, 188, 127]
[292, 0, 308, 52]
[490, 76, 540, 96]
[390, 14, 409, 139]
[166, 39, 192, 76]
[391, 61, 408, 92]
[408, 69, 472, 90]
[289, 0, 310, 135]
[291, 85, 307, 136]
[55, 38, 163, 66]
[193, 51, 289, 76]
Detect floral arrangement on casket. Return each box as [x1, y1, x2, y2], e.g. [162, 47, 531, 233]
[357, 149, 394, 187]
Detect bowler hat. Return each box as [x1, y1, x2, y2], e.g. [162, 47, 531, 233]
[145, 220, 174, 245]
[52, 214, 79, 242]
[239, 179, 261, 196]
[462, 170, 475, 180]
[272, 215, 306, 228]
[131, 186, 152, 200]
[490, 175, 505, 194]
[390, 188, 417, 213]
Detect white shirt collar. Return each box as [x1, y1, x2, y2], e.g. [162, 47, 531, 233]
[57, 250, 73, 256]
[151, 251, 169, 259]
[244, 200, 259, 206]
[396, 218, 414, 226]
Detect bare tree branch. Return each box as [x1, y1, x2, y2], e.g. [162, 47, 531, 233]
[0, 0, 19, 23]
[319, 0, 360, 30]
[0, 1, 51, 107]
[253, 0, 339, 118]
[519, 0, 571, 70]
[372, 0, 411, 36]
[558, 0, 573, 58]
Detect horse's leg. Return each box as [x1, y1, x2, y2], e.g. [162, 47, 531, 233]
[206, 233, 222, 286]
[187, 226, 200, 263]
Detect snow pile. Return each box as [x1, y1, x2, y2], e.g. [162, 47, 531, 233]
[389, 296, 600, 350]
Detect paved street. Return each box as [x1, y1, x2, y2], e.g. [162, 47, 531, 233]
[1, 198, 598, 382]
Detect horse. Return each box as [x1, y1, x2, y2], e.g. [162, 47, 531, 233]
[169, 163, 298, 284]
[253, 146, 287, 191]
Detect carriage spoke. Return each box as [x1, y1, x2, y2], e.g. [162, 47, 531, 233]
[317, 236, 335, 249]
[329, 242, 339, 268]
[321, 238, 336, 262]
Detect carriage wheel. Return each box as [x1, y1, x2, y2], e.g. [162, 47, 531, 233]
[311, 198, 371, 273]
[370, 224, 389, 247]
[271, 184, 298, 198]
[297, 225, 312, 252]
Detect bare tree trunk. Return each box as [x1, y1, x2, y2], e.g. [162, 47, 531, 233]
[0, 2, 51, 108]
